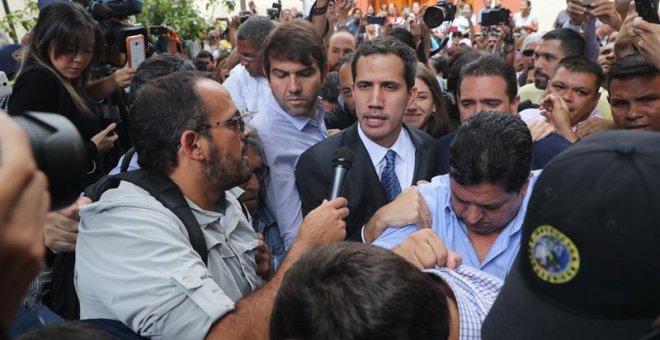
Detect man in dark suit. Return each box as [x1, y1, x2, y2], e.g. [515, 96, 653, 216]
[296, 37, 440, 241]
[437, 55, 571, 174]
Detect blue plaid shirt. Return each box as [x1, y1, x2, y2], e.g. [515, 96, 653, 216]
[426, 266, 503, 340]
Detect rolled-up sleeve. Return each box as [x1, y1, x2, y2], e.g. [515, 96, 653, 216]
[76, 200, 234, 339]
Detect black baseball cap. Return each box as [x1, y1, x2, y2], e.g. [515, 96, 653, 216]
[482, 131, 660, 340]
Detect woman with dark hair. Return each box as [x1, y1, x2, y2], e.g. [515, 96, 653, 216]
[9, 2, 122, 182]
[404, 62, 452, 138]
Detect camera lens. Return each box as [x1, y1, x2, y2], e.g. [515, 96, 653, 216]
[423, 6, 446, 28]
[13, 112, 89, 210]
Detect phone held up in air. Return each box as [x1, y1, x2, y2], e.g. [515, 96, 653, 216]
[126, 34, 146, 69]
[636, 0, 660, 24]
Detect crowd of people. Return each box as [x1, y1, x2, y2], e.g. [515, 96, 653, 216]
[1, 0, 660, 339]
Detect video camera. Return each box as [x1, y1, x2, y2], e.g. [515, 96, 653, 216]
[38, 0, 147, 56]
[480, 7, 510, 27]
[72, 0, 147, 55]
[267, 2, 282, 21]
[423, 1, 456, 29]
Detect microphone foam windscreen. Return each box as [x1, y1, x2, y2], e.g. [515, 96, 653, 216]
[332, 147, 354, 168]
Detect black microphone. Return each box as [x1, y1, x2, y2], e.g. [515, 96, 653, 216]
[329, 147, 354, 200]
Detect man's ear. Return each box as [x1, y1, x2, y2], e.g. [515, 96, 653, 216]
[179, 130, 207, 161]
[511, 95, 521, 114]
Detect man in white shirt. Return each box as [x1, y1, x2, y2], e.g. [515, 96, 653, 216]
[223, 16, 273, 118]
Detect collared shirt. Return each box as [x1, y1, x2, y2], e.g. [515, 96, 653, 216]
[425, 266, 503, 340]
[250, 92, 327, 251]
[108, 153, 140, 175]
[519, 106, 603, 132]
[357, 123, 416, 191]
[223, 64, 270, 119]
[75, 182, 262, 339]
[373, 171, 541, 279]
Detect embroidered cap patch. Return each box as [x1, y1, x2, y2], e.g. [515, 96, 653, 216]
[529, 225, 580, 284]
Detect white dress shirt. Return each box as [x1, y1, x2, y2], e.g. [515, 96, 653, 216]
[357, 124, 416, 190]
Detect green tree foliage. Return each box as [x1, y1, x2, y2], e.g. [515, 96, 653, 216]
[0, 0, 236, 43]
[136, 0, 236, 39]
[0, 0, 39, 43]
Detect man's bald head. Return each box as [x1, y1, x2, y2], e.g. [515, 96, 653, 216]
[328, 31, 357, 71]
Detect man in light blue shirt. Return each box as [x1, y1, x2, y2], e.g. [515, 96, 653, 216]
[366, 112, 538, 279]
[249, 20, 329, 250]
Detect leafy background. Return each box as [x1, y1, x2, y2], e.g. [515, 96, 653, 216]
[0, 0, 236, 43]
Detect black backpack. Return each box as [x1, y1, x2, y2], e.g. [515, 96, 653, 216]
[48, 152, 208, 321]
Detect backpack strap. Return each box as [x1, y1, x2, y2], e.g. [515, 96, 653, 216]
[91, 169, 208, 265]
[119, 147, 137, 173]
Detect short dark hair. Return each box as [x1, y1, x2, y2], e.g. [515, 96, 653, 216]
[236, 15, 275, 51]
[541, 28, 585, 57]
[263, 19, 326, 76]
[555, 55, 603, 92]
[129, 71, 211, 175]
[450, 111, 532, 193]
[607, 53, 660, 91]
[270, 242, 450, 340]
[446, 50, 482, 95]
[320, 71, 340, 104]
[457, 55, 518, 102]
[196, 50, 214, 61]
[352, 36, 417, 90]
[130, 53, 195, 103]
[386, 27, 416, 50]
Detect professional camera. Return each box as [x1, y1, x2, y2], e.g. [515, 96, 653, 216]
[480, 7, 511, 27]
[423, 0, 456, 29]
[267, 2, 282, 21]
[67, 0, 147, 55]
[12, 112, 90, 210]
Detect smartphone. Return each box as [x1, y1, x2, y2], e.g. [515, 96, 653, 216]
[367, 16, 386, 25]
[636, 0, 660, 24]
[126, 34, 146, 69]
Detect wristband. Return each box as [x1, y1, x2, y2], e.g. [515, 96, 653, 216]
[312, 2, 328, 16]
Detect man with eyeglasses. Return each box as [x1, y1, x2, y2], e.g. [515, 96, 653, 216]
[223, 16, 274, 119]
[75, 71, 349, 339]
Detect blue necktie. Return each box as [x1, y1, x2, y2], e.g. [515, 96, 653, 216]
[381, 150, 402, 202]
